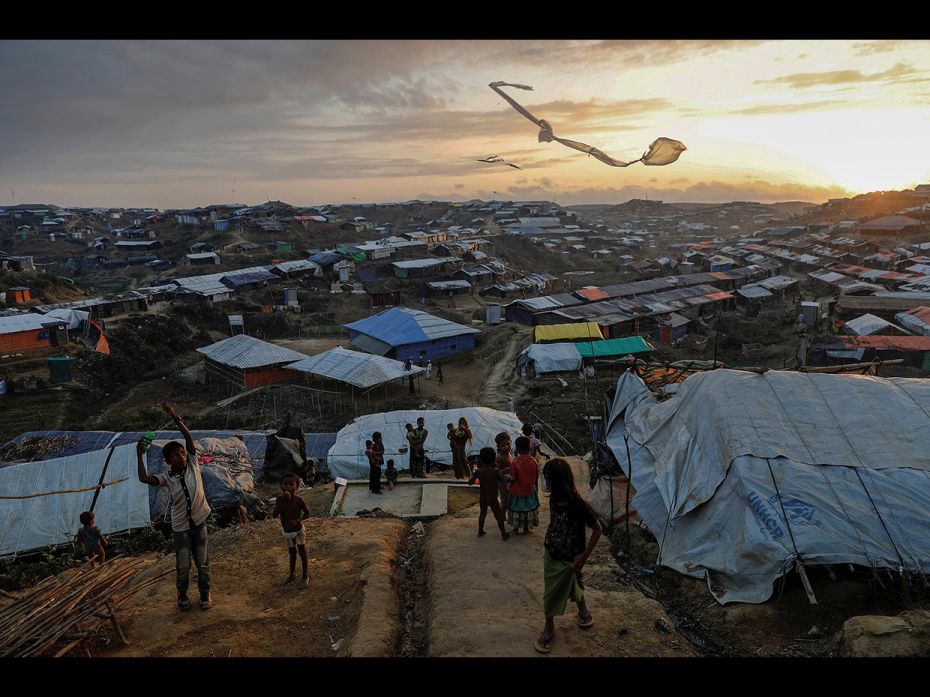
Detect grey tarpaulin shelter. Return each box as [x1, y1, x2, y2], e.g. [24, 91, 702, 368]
[604, 369, 930, 604]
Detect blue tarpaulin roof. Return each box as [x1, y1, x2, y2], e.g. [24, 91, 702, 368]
[0, 430, 338, 469]
[344, 307, 480, 347]
[308, 251, 344, 266]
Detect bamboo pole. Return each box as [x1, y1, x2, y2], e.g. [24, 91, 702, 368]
[0, 478, 129, 500]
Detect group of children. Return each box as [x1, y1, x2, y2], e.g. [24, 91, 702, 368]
[466, 423, 604, 655]
[467, 423, 548, 540]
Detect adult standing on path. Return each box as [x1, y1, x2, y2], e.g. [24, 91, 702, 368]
[450, 417, 472, 479]
[426, 360, 433, 380]
[534, 458, 602, 654]
[136, 402, 213, 611]
[436, 363, 444, 385]
[369, 432, 385, 494]
[411, 417, 428, 478]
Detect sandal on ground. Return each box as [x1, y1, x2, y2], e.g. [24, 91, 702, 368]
[577, 611, 594, 629]
[534, 632, 553, 654]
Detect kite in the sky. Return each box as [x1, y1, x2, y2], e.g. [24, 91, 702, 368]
[476, 154, 522, 170]
[489, 81, 686, 168]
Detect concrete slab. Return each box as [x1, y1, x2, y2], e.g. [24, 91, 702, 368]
[332, 479, 472, 518]
[419, 484, 450, 516]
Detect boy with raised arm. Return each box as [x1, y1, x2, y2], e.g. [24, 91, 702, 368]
[136, 402, 213, 611]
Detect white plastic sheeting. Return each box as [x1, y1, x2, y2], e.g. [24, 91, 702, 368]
[0, 444, 150, 556]
[40, 308, 90, 330]
[523, 343, 582, 374]
[605, 369, 930, 604]
[327, 407, 523, 479]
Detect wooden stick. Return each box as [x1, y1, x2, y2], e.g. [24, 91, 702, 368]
[799, 359, 903, 374]
[0, 477, 129, 500]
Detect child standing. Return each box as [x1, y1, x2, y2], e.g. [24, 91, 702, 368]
[507, 436, 540, 535]
[385, 459, 399, 491]
[76, 511, 108, 566]
[534, 458, 603, 654]
[272, 473, 310, 588]
[494, 432, 513, 515]
[468, 448, 510, 541]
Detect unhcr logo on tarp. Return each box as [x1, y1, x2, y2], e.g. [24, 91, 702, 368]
[747, 492, 784, 540]
[770, 494, 822, 528]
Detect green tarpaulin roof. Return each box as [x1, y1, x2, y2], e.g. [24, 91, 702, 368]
[575, 336, 652, 358]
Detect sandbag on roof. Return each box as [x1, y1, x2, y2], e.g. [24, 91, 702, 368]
[534, 322, 603, 343]
[604, 369, 930, 604]
[327, 407, 523, 480]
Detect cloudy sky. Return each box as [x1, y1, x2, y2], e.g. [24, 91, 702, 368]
[1, 39, 929, 209]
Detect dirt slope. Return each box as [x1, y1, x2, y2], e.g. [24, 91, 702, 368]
[101, 510, 406, 658]
[425, 457, 695, 657]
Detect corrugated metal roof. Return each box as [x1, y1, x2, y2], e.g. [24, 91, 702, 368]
[391, 256, 458, 269]
[0, 314, 47, 334]
[843, 313, 895, 336]
[286, 347, 425, 388]
[274, 259, 319, 274]
[758, 275, 799, 291]
[196, 334, 307, 369]
[350, 333, 394, 356]
[896, 307, 930, 336]
[345, 307, 480, 347]
[736, 285, 774, 299]
[427, 280, 472, 290]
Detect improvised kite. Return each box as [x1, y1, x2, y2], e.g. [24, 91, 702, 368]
[476, 155, 522, 170]
[489, 81, 686, 168]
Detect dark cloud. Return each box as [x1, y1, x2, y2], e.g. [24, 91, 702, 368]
[755, 62, 918, 89]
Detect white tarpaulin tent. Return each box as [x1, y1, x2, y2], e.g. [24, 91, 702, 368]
[523, 343, 583, 374]
[605, 369, 930, 604]
[327, 407, 524, 479]
[0, 444, 150, 556]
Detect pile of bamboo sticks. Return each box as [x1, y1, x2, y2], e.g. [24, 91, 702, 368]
[0, 556, 171, 657]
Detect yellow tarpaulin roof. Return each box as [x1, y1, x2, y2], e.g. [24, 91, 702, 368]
[534, 322, 603, 343]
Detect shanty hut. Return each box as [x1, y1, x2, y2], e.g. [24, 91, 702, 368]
[0, 314, 65, 352]
[344, 307, 480, 361]
[286, 346, 425, 399]
[196, 334, 306, 392]
[896, 306, 930, 336]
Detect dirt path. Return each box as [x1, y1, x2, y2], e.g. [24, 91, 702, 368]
[425, 457, 695, 657]
[478, 326, 529, 410]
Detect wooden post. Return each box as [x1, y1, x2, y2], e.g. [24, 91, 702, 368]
[796, 560, 818, 605]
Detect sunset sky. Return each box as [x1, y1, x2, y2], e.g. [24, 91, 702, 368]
[1, 39, 929, 209]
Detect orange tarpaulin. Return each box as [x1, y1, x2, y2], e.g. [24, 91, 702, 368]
[90, 320, 110, 355]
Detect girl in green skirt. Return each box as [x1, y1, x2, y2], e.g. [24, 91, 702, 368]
[535, 458, 602, 654]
